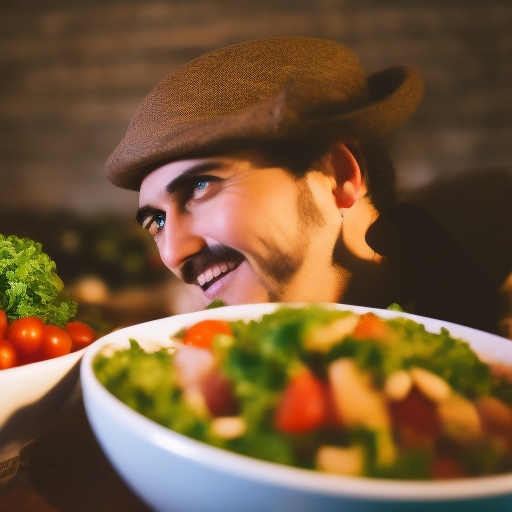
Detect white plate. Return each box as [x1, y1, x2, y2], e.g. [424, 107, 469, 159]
[81, 303, 512, 512]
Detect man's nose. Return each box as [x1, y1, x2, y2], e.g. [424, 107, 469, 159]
[157, 212, 205, 271]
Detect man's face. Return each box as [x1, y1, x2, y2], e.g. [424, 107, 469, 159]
[137, 149, 345, 306]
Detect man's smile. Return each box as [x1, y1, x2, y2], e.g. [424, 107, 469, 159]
[197, 260, 242, 291]
[180, 245, 246, 292]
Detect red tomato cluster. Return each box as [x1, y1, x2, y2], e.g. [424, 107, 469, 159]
[0, 310, 96, 370]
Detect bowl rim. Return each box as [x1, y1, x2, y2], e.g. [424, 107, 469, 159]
[0, 341, 93, 378]
[81, 303, 512, 502]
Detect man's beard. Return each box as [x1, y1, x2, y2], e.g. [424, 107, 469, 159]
[180, 176, 327, 303]
[179, 242, 302, 302]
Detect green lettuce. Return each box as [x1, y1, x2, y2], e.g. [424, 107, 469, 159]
[0, 234, 77, 327]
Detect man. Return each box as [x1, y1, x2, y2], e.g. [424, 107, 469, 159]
[105, 37, 498, 333]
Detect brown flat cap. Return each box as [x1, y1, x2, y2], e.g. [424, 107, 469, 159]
[105, 37, 423, 190]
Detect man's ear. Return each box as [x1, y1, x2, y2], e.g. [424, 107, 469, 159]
[329, 141, 367, 209]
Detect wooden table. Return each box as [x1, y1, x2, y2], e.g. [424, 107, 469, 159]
[0, 400, 153, 512]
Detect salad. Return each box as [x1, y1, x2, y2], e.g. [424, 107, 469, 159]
[93, 305, 512, 480]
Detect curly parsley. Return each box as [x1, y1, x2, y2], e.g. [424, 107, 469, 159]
[0, 234, 77, 327]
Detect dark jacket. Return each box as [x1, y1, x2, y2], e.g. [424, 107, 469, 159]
[363, 203, 499, 334]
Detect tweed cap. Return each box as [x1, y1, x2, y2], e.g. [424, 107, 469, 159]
[105, 37, 424, 190]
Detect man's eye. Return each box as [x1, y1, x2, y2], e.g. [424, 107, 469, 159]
[187, 176, 220, 203]
[142, 213, 165, 235]
[192, 179, 210, 198]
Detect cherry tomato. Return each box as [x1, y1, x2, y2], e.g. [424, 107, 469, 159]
[352, 313, 389, 341]
[40, 325, 72, 360]
[66, 321, 97, 351]
[274, 369, 327, 434]
[0, 310, 7, 340]
[0, 339, 18, 370]
[8, 317, 44, 356]
[183, 320, 232, 349]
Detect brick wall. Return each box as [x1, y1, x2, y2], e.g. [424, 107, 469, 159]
[0, 0, 511, 215]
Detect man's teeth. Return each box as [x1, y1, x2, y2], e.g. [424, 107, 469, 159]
[197, 261, 237, 287]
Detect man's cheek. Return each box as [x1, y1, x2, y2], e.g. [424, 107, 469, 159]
[203, 202, 259, 247]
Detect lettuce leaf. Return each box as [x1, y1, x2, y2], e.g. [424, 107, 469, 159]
[0, 234, 77, 327]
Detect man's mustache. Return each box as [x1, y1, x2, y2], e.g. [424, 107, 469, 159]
[180, 245, 246, 285]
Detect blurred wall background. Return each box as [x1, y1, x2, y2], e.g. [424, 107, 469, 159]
[1, 0, 511, 213]
[0, 0, 511, 329]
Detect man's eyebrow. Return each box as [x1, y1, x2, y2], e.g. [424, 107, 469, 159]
[135, 205, 161, 227]
[136, 161, 227, 226]
[165, 161, 226, 195]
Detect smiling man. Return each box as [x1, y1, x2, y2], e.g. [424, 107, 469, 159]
[105, 37, 498, 333]
[136, 145, 353, 306]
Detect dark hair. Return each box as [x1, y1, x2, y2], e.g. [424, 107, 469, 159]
[253, 138, 399, 213]
[185, 136, 399, 213]
[347, 139, 399, 213]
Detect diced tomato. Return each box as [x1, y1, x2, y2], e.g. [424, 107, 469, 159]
[0, 310, 7, 340]
[352, 313, 389, 340]
[274, 369, 327, 434]
[183, 320, 232, 350]
[0, 339, 18, 369]
[201, 367, 239, 417]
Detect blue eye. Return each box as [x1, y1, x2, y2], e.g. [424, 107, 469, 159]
[189, 179, 213, 201]
[185, 175, 219, 206]
[142, 213, 165, 235]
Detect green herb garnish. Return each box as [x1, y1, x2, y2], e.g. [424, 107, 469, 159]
[0, 234, 77, 327]
[206, 299, 226, 309]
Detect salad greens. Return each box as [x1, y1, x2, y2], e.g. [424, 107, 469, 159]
[205, 299, 226, 309]
[0, 234, 77, 327]
[93, 305, 512, 479]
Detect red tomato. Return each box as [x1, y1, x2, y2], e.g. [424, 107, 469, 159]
[8, 317, 44, 356]
[40, 325, 72, 360]
[183, 320, 232, 349]
[0, 310, 7, 340]
[274, 369, 327, 434]
[0, 339, 18, 370]
[66, 321, 97, 351]
[352, 313, 389, 340]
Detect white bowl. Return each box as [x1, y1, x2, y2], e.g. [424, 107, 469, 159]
[81, 304, 512, 512]
[0, 343, 96, 472]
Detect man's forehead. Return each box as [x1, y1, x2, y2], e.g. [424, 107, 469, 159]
[139, 158, 211, 202]
[138, 152, 251, 205]
[139, 148, 271, 195]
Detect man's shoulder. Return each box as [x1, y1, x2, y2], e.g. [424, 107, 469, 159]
[366, 201, 500, 335]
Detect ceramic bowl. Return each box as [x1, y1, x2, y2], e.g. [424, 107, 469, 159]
[0, 343, 96, 483]
[81, 303, 512, 512]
